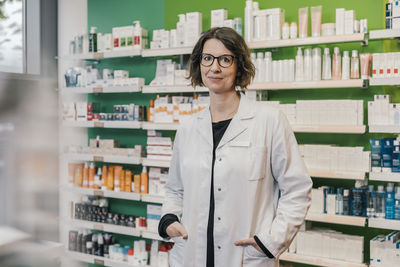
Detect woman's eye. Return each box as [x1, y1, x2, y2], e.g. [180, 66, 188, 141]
[204, 55, 212, 61]
[222, 56, 231, 63]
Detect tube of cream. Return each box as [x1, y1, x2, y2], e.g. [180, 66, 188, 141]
[299, 7, 309, 38]
[360, 53, 372, 79]
[311, 6, 322, 37]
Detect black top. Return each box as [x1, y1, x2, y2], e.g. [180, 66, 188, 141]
[158, 118, 274, 266]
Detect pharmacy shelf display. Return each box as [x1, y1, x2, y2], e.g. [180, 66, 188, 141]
[247, 33, 366, 50]
[141, 46, 194, 57]
[61, 49, 142, 61]
[63, 121, 142, 129]
[142, 85, 208, 93]
[69, 219, 142, 238]
[369, 29, 400, 40]
[64, 154, 142, 165]
[64, 185, 164, 204]
[65, 251, 155, 267]
[368, 218, 400, 231]
[248, 79, 365, 91]
[305, 213, 366, 227]
[59, 85, 142, 94]
[279, 252, 367, 267]
[369, 77, 400, 86]
[369, 172, 400, 183]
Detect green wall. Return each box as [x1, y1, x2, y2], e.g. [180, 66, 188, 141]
[85, 0, 397, 266]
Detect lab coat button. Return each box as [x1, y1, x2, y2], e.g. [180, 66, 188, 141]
[217, 246, 221, 249]
[217, 188, 221, 192]
[218, 217, 221, 221]
[218, 158, 222, 162]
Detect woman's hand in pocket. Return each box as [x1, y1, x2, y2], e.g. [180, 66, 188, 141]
[166, 221, 188, 239]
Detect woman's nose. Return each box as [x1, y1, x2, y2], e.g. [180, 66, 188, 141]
[210, 58, 221, 72]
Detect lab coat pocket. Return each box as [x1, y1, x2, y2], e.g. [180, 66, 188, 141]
[169, 237, 187, 267]
[248, 146, 267, 181]
[243, 245, 277, 267]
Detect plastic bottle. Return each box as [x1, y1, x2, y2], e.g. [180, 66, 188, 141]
[322, 48, 332, 80]
[304, 48, 312, 81]
[351, 50, 360, 79]
[176, 14, 186, 47]
[343, 189, 350, 215]
[367, 185, 376, 218]
[290, 22, 297, 39]
[377, 185, 386, 218]
[295, 47, 304, 82]
[264, 52, 272, 82]
[394, 186, 400, 219]
[83, 162, 89, 188]
[245, 0, 253, 42]
[336, 188, 344, 215]
[256, 52, 265, 82]
[140, 167, 148, 194]
[332, 47, 342, 80]
[351, 181, 363, 216]
[133, 21, 142, 49]
[386, 183, 395, 219]
[342, 50, 350, 80]
[312, 47, 321, 81]
[89, 26, 97, 53]
[94, 167, 102, 189]
[251, 53, 257, 82]
[89, 162, 96, 189]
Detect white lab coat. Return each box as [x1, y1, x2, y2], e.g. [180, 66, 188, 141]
[162, 94, 312, 267]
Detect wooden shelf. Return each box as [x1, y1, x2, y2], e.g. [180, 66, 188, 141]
[279, 252, 367, 267]
[61, 49, 141, 60]
[142, 46, 194, 57]
[64, 153, 142, 165]
[142, 85, 208, 93]
[248, 79, 365, 90]
[247, 33, 366, 49]
[141, 158, 171, 168]
[308, 170, 366, 180]
[63, 186, 141, 201]
[369, 172, 400, 182]
[306, 213, 366, 226]
[368, 218, 400, 230]
[369, 77, 400, 86]
[369, 29, 400, 40]
[59, 85, 142, 94]
[69, 220, 141, 237]
[292, 125, 366, 134]
[63, 121, 142, 129]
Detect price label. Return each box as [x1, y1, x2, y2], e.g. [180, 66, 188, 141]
[93, 156, 104, 162]
[94, 122, 104, 128]
[93, 224, 104, 231]
[93, 190, 104, 197]
[93, 87, 103, 93]
[93, 52, 104, 59]
[94, 259, 104, 265]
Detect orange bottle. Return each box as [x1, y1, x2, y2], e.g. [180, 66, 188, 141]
[125, 170, 132, 192]
[102, 165, 108, 190]
[134, 174, 141, 193]
[83, 162, 89, 188]
[120, 169, 125, 192]
[148, 99, 154, 122]
[114, 166, 122, 192]
[107, 166, 114, 190]
[74, 164, 83, 187]
[140, 167, 148, 194]
[89, 162, 96, 188]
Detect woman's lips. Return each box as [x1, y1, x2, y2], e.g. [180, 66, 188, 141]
[208, 76, 223, 81]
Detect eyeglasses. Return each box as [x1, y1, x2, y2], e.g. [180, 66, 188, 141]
[200, 53, 235, 68]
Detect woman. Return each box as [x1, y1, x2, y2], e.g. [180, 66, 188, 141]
[158, 27, 312, 267]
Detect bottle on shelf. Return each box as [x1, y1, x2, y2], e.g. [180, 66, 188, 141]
[342, 50, 350, 80]
[343, 189, 350, 215]
[394, 186, 400, 220]
[335, 188, 344, 215]
[83, 162, 89, 188]
[295, 47, 304, 82]
[140, 166, 148, 194]
[367, 185, 376, 218]
[312, 47, 321, 81]
[385, 183, 395, 219]
[322, 48, 332, 80]
[256, 52, 265, 83]
[89, 26, 97, 53]
[332, 46, 342, 80]
[350, 50, 360, 79]
[264, 52, 272, 83]
[376, 185, 386, 218]
[304, 48, 312, 81]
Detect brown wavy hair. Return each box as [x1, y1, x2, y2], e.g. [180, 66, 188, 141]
[188, 27, 255, 90]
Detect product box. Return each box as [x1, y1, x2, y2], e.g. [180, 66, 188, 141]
[211, 9, 227, 28]
[146, 204, 162, 231]
[344, 10, 355, 35]
[223, 19, 234, 29]
[336, 8, 345, 35]
[76, 102, 88, 121]
[63, 103, 76, 121]
[184, 12, 202, 46]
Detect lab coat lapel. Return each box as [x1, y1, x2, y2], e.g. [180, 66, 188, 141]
[196, 107, 213, 147]
[217, 94, 255, 149]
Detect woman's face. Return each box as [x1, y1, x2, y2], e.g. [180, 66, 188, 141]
[200, 38, 238, 94]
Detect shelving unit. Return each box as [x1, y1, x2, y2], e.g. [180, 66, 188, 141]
[142, 85, 208, 93]
[279, 252, 367, 267]
[63, 186, 141, 201]
[369, 125, 400, 133]
[141, 122, 179, 131]
[65, 251, 150, 267]
[141, 46, 194, 57]
[308, 170, 366, 180]
[59, 85, 142, 94]
[247, 33, 366, 49]
[61, 49, 141, 60]
[247, 79, 365, 90]
[369, 172, 400, 182]
[141, 158, 171, 168]
[368, 218, 400, 231]
[69, 219, 141, 237]
[63, 121, 142, 129]
[64, 153, 142, 165]
[369, 29, 400, 40]
[369, 77, 400, 86]
[305, 213, 366, 227]
[292, 125, 366, 134]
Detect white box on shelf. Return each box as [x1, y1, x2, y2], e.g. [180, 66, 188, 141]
[336, 8, 345, 35]
[211, 9, 227, 28]
[147, 204, 162, 231]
